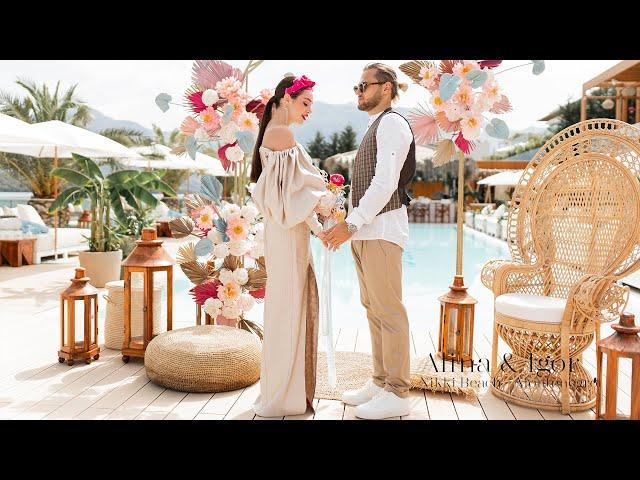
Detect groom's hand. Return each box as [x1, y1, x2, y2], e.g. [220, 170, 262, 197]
[316, 230, 330, 249]
[324, 221, 354, 251]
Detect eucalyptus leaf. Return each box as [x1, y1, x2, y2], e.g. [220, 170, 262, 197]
[223, 104, 234, 122]
[201, 175, 223, 202]
[485, 118, 510, 139]
[236, 130, 255, 154]
[532, 60, 545, 75]
[155, 93, 172, 113]
[466, 69, 488, 88]
[439, 74, 462, 102]
[194, 237, 214, 256]
[186, 136, 197, 160]
[215, 218, 229, 242]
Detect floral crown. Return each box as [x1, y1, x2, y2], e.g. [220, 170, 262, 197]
[284, 75, 315, 96]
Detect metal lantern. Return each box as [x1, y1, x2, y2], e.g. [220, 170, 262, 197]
[121, 227, 175, 362]
[596, 312, 640, 420]
[437, 274, 477, 366]
[58, 267, 100, 366]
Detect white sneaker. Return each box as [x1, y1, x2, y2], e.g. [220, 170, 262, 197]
[341, 379, 383, 406]
[354, 390, 411, 419]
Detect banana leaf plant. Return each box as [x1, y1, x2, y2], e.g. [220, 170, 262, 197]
[49, 153, 176, 252]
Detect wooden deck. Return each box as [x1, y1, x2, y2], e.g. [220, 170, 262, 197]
[1, 238, 637, 421]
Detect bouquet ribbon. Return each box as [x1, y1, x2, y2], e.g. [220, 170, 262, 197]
[318, 218, 337, 388]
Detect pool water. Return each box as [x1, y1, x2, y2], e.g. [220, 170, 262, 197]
[173, 224, 510, 329]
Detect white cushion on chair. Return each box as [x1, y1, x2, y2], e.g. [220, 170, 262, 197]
[495, 293, 566, 324]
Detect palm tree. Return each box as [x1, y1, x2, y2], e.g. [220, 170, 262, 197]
[0, 78, 149, 199]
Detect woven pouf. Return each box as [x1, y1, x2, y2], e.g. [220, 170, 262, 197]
[145, 325, 261, 393]
[103, 280, 165, 350]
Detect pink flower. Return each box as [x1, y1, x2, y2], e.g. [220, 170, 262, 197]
[460, 112, 483, 141]
[453, 83, 474, 108]
[215, 76, 242, 99]
[193, 205, 215, 231]
[260, 89, 273, 104]
[419, 65, 439, 90]
[226, 216, 250, 242]
[180, 116, 200, 136]
[236, 111, 259, 132]
[329, 173, 345, 186]
[482, 80, 501, 105]
[453, 60, 480, 77]
[199, 106, 221, 133]
[430, 94, 447, 112]
[188, 91, 207, 113]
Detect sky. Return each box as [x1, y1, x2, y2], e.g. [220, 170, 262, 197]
[0, 60, 621, 133]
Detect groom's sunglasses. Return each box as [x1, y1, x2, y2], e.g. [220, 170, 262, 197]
[353, 81, 385, 94]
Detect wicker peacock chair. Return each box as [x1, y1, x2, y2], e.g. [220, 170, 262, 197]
[481, 119, 640, 414]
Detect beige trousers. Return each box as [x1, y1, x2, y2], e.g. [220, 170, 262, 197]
[351, 239, 410, 398]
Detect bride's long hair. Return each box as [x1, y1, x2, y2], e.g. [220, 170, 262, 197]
[250, 76, 312, 183]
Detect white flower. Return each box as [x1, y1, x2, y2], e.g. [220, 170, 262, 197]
[203, 298, 223, 317]
[229, 240, 249, 257]
[233, 267, 249, 285]
[194, 127, 210, 142]
[252, 222, 264, 242]
[219, 122, 238, 144]
[226, 144, 245, 163]
[241, 204, 259, 223]
[222, 203, 241, 219]
[207, 228, 222, 244]
[202, 89, 219, 106]
[222, 302, 242, 319]
[239, 294, 255, 312]
[248, 241, 264, 259]
[213, 242, 230, 259]
[219, 268, 234, 285]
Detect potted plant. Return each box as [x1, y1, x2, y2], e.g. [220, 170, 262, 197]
[49, 154, 176, 287]
[116, 206, 155, 279]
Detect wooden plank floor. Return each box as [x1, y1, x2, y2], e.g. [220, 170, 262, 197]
[0, 323, 619, 420]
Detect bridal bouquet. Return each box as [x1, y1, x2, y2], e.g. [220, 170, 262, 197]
[169, 175, 266, 339]
[399, 60, 545, 163]
[315, 172, 348, 224]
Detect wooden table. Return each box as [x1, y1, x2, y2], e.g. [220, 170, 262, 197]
[156, 221, 173, 238]
[0, 238, 36, 267]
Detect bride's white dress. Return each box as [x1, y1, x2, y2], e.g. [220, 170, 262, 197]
[250, 143, 326, 417]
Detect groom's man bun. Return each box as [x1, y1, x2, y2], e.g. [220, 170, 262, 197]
[364, 62, 408, 102]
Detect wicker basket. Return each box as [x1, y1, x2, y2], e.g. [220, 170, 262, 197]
[145, 325, 261, 393]
[103, 279, 166, 350]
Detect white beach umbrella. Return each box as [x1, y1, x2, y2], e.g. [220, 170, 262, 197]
[0, 113, 62, 145]
[123, 144, 232, 177]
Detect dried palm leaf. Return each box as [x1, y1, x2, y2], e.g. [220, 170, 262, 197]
[408, 105, 440, 145]
[180, 261, 212, 285]
[246, 268, 267, 289]
[169, 217, 195, 239]
[433, 139, 456, 167]
[255, 256, 266, 271]
[184, 193, 209, 214]
[222, 255, 240, 271]
[436, 111, 461, 133]
[490, 94, 513, 114]
[399, 60, 436, 84]
[439, 60, 462, 75]
[238, 318, 264, 341]
[176, 242, 197, 265]
[191, 60, 244, 90]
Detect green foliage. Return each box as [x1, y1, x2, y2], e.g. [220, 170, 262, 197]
[306, 124, 360, 160]
[0, 78, 150, 197]
[549, 87, 623, 134]
[487, 133, 552, 160]
[49, 154, 176, 252]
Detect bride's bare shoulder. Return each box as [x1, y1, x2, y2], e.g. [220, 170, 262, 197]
[262, 125, 296, 151]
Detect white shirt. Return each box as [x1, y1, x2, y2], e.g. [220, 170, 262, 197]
[345, 110, 412, 250]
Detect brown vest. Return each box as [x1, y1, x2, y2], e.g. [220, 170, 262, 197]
[351, 108, 416, 215]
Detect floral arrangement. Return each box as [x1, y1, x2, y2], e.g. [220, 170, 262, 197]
[315, 173, 349, 224]
[155, 60, 270, 203]
[399, 60, 545, 165]
[169, 175, 266, 339]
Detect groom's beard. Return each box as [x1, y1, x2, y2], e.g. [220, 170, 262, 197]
[357, 90, 383, 112]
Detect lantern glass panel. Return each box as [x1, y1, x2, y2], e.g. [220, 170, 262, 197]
[446, 307, 457, 355]
[462, 307, 471, 356]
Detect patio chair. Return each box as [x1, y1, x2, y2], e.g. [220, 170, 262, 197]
[481, 119, 640, 414]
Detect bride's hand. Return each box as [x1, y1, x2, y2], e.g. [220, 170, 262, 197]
[316, 230, 330, 249]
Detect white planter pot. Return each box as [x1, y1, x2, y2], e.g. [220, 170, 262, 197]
[79, 250, 123, 288]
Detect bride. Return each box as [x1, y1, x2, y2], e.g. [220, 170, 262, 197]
[250, 74, 327, 417]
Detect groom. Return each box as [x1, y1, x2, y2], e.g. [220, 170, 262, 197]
[321, 63, 416, 419]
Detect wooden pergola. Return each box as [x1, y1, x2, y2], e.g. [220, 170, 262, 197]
[580, 60, 640, 122]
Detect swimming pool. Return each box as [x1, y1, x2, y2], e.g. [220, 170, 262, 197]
[172, 224, 510, 329]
